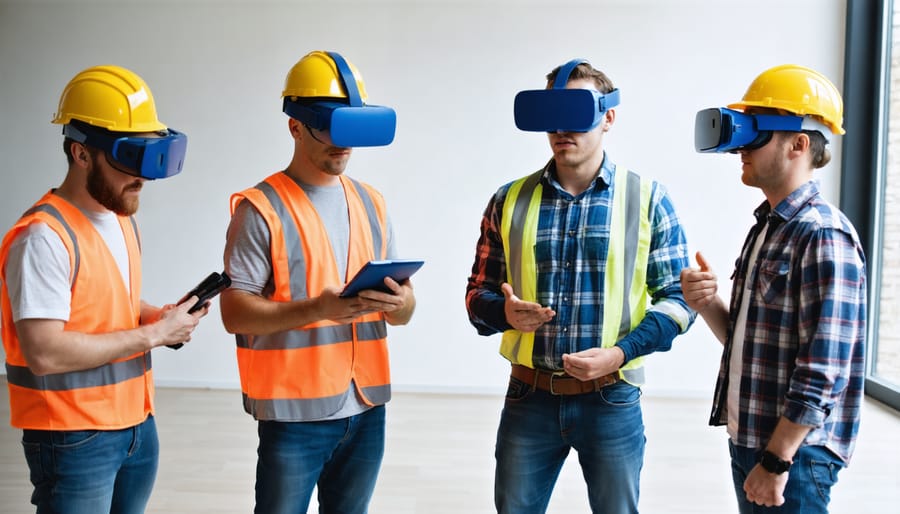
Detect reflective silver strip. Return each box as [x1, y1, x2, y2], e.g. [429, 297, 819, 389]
[127, 216, 141, 252]
[621, 366, 645, 384]
[348, 178, 385, 259]
[256, 182, 307, 300]
[244, 383, 391, 421]
[618, 171, 642, 339]
[22, 204, 80, 284]
[5, 353, 150, 391]
[236, 320, 386, 350]
[507, 170, 543, 296]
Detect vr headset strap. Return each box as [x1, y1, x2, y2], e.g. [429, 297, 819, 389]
[327, 52, 363, 107]
[552, 58, 589, 89]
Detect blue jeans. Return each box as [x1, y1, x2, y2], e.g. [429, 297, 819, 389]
[21, 415, 159, 514]
[495, 377, 645, 514]
[728, 440, 843, 514]
[255, 405, 386, 514]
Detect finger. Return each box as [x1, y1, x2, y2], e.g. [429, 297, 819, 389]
[179, 295, 200, 311]
[501, 282, 516, 301]
[696, 251, 711, 272]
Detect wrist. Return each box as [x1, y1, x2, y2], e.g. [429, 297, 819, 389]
[612, 345, 628, 368]
[758, 449, 792, 475]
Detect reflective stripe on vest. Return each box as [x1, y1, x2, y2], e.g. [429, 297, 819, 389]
[0, 191, 151, 430]
[230, 173, 391, 421]
[6, 353, 149, 390]
[499, 165, 652, 385]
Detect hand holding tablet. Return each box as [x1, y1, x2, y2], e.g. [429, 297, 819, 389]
[340, 259, 424, 297]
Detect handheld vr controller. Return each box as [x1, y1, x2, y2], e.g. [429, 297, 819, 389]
[167, 271, 231, 350]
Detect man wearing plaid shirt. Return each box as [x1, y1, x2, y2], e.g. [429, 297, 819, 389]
[682, 64, 867, 513]
[466, 59, 694, 514]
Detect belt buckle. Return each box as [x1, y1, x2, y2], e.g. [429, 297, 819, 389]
[548, 372, 567, 395]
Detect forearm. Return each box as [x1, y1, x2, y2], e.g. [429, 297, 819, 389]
[764, 417, 812, 462]
[615, 311, 679, 363]
[699, 295, 729, 345]
[465, 288, 512, 335]
[220, 289, 323, 335]
[140, 300, 163, 324]
[16, 319, 157, 376]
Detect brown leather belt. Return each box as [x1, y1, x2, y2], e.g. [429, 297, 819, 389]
[510, 364, 620, 395]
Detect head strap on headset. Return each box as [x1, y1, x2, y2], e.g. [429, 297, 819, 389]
[327, 52, 363, 107]
[282, 51, 397, 147]
[552, 58, 589, 89]
[513, 58, 621, 132]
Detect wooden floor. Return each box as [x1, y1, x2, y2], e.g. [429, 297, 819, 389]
[0, 377, 897, 513]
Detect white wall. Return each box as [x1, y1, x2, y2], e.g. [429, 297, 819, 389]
[0, 0, 847, 397]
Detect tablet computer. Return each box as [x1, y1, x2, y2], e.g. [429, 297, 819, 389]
[340, 259, 425, 297]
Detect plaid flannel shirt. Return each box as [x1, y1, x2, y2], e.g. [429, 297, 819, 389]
[465, 156, 693, 370]
[711, 180, 867, 464]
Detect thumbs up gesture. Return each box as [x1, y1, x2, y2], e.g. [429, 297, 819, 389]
[680, 251, 719, 313]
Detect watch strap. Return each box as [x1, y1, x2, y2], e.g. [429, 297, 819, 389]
[758, 450, 792, 474]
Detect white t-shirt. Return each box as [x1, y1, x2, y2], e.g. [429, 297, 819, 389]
[727, 222, 768, 440]
[5, 210, 130, 323]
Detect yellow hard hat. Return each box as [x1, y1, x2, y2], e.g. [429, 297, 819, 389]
[728, 64, 844, 135]
[282, 50, 369, 102]
[52, 65, 167, 133]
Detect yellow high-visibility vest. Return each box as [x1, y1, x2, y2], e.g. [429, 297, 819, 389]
[499, 165, 652, 385]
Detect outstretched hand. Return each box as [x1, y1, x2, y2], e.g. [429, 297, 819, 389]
[502, 283, 555, 333]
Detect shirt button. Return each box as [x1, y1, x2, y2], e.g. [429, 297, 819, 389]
[562, 327, 568, 333]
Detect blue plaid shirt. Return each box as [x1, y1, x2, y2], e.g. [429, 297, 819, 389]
[465, 155, 694, 370]
[711, 180, 867, 464]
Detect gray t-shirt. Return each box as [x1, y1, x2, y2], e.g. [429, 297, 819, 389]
[223, 175, 398, 420]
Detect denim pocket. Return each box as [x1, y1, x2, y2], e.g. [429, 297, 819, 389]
[505, 376, 532, 401]
[599, 382, 641, 406]
[809, 458, 840, 504]
[22, 440, 48, 488]
[50, 429, 102, 449]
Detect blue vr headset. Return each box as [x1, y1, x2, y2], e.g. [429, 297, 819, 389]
[283, 52, 396, 147]
[514, 58, 620, 132]
[694, 107, 829, 153]
[63, 120, 187, 180]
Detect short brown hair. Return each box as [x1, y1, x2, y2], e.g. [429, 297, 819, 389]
[546, 62, 614, 94]
[805, 130, 831, 169]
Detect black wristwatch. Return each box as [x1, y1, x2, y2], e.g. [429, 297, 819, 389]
[758, 450, 792, 474]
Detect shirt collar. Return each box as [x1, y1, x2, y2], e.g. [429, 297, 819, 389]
[542, 153, 614, 195]
[753, 179, 821, 226]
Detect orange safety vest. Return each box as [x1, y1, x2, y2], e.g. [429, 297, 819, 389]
[230, 172, 391, 421]
[0, 191, 152, 430]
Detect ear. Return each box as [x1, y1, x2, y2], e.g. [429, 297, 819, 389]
[288, 118, 304, 140]
[70, 141, 90, 168]
[787, 132, 810, 157]
[602, 108, 616, 132]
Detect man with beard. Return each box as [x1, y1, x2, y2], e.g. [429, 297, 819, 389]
[0, 64, 207, 513]
[220, 51, 415, 513]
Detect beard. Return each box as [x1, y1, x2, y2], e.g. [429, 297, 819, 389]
[86, 159, 143, 216]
